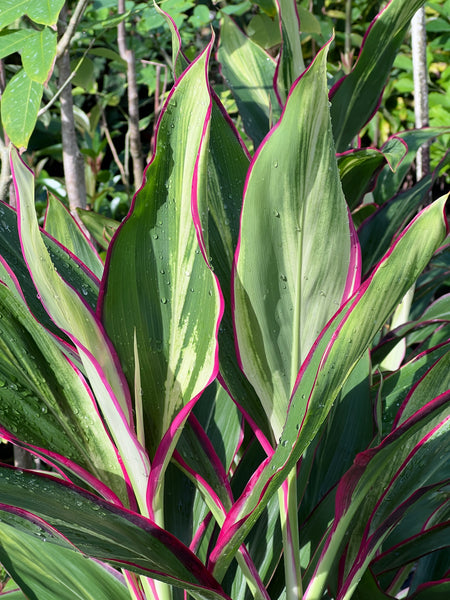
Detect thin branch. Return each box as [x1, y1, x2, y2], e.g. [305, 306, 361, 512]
[101, 111, 128, 187]
[56, 0, 90, 59]
[38, 39, 95, 118]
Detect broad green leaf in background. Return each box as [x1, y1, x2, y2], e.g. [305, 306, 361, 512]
[234, 40, 359, 439]
[21, 28, 57, 83]
[44, 195, 104, 280]
[218, 14, 279, 149]
[0, 30, 32, 60]
[1, 70, 43, 149]
[100, 42, 222, 461]
[211, 195, 448, 581]
[0, 467, 229, 600]
[331, 0, 427, 151]
[24, 0, 65, 26]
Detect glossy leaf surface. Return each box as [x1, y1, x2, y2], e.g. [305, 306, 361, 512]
[234, 40, 359, 439]
[212, 196, 447, 580]
[0, 282, 127, 503]
[100, 43, 222, 460]
[0, 467, 229, 600]
[10, 148, 150, 510]
[0, 515, 130, 600]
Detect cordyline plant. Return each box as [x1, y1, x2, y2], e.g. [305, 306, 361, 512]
[0, 1, 449, 599]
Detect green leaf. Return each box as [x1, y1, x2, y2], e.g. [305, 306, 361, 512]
[0, 0, 29, 28]
[247, 14, 281, 49]
[100, 44, 222, 459]
[359, 156, 450, 275]
[1, 70, 43, 149]
[297, 7, 322, 35]
[76, 208, 120, 251]
[26, 0, 65, 26]
[218, 14, 280, 148]
[275, 0, 305, 102]
[0, 30, 30, 60]
[0, 283, 127, 504]
[0, 0, 64, 28]
[373, 127, 450, 204]
[338, 149, 388, 210]
[309, 397, 449, 600]
[21, 28, 56, 83]
[338, 136, 407, 209]
[44, 195, 104, 280]
[374, 342, 450, 436]
[301, 352, 373, 515]
[331, 0, 427, 151]
[234, 41, 357, 439]
[212, 195, 448, 580]
[10, 148, 150, 511]
[88, 46, 127, 68]
[0, 517, 130, 600]
[0, 468, 229, 600]
[0, 201, 97, 339]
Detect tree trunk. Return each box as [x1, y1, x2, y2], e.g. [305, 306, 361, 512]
[411, 7, 430, 183]
[57, 4, 87, 213]
[118, 0, 144, 190]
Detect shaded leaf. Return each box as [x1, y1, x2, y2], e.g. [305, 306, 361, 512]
[76, 208, 120, 251]
[373, 127, 450, 204]
[0, 282, 127, 504]
[0, 516, 130, 600]
[44, 195, 103, 280]
[218, 15, 279, 149]
[331, 0, 427, 151]
[274, 0, 305, 103]
[0, 467, 229, 600]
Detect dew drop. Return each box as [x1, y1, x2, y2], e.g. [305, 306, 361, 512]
[160, 297, 167, 304]
[273, 210, 280, 218]
[273, 160, 278, 168]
